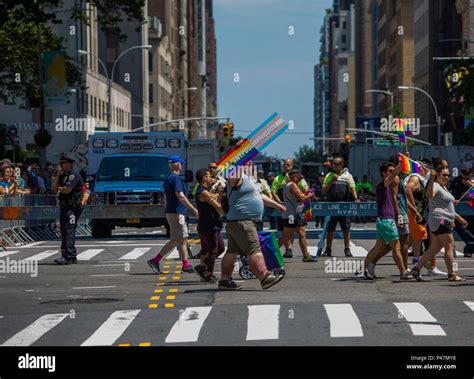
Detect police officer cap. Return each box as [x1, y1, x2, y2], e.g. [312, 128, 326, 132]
[59, 155, 75, 164]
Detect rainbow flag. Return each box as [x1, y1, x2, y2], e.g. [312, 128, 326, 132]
[396, 118, 406, 143]
[217, 113, 288, 177]
[399, 153, 421, 175]
[468, 187, 474, 199]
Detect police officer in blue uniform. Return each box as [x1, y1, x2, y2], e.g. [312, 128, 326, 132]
[51, 155, 84, 265]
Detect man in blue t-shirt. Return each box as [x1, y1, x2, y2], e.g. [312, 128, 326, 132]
[148, 155, 199, 274]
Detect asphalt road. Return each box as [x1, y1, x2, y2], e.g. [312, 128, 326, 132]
[1, 224, 473, 347]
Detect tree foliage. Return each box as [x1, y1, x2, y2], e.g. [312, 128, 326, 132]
[294, 145, 325, 165]
[0, 0, 145, 106]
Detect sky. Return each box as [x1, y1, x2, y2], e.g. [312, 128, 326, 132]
[214, 0, 332, 158]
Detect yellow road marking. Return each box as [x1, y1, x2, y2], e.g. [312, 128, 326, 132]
[162, 271, 170, 274]
[159, 276, 167, 281]
[165, 303, 175, 308]
[169, 289, 178, 293]
[174, 271, 181, 274]
[156, 283, 165, 286]
[118, 344, 130, 347]
[162, 266, 171, 269]
[139, 342, 151, 347]
[166, 295, 176, 300]
[148, 304, 158, 309]
[150, 296, 160, 300]
[154, 289, 163, 293]
[172, 276, 181, 280]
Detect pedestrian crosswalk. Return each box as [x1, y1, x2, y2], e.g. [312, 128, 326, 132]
[4, 242, 471, 263]
[1, 301, 472, 346]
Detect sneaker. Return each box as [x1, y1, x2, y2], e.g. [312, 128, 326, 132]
[412, 256, 420, 264]
[366, 262, 377, 278]
[54, 256, 72, 265]
[344, 248, 353, 257]
[147, 259, 161, 274]
[426, 267, 447, 276]
[283, 249, 293, 258]
[354, 269, 363, 278]
[218, 279, 242, 290]
[71, 257, 77, 264]
[260, 272, 284, 290]
[400, 272, 414, 280]
[202, 275, 218, 283]
[302, 255, 318, 262]
[322, 248, 332, 257]
[194, 264, 207, 281]
[410, 266, 423, 282]
[181, 265, 195, 273]
[363, 269, 374, 280]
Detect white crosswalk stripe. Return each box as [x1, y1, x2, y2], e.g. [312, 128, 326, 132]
[0, 251, 19, 258]
[81, 310, 141, 346]
[349, 241, 368, 257]
[165, 307, 212, 343]
[246, 305, 280, 341]
[393, 302, 446, 336]
[2, 313, 69, 346]
[323, 304, 364, 337]
[23, 250, 59, 262]
[463, 301, 474, 311]
[119, 248, 151, 260]
[77, 249, 105, 261]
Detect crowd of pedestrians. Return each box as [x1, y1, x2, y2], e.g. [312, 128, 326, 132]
[363, 155, 471, 283]
[145, 152, 474, 288]
[0, 158, 60, 196]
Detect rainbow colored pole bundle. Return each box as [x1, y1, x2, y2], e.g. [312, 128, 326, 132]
[217, 113, 288, 178]
[399, 153, 421, 175]
[304, 200, 312, 221]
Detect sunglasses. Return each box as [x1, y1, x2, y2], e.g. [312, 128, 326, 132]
[209, 166, 217, 169]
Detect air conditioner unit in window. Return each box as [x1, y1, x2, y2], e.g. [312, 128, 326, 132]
[148, 16, 162, 38]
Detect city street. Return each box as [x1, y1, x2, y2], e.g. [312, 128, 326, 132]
[1, 224, 473, 347]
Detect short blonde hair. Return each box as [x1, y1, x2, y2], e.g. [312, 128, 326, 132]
[169, 162, 181, 171]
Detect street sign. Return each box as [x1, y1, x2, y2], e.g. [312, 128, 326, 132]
[373, 139, 402, 147]
[4, 139, 19, 145]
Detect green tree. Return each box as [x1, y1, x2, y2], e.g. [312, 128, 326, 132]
[294, 145, 325, 165]
[0, 0, 145, 107]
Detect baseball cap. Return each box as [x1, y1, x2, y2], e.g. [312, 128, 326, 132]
[459, 162, 472, 172]
[168, 155, 185, 164]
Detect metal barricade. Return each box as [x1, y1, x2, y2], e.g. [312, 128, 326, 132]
[0, 195, 61, 248]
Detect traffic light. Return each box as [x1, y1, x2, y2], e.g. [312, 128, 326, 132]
[223, 125, 230, 138]
[228, 123, 234, 138]
[345, 134, 351, 143]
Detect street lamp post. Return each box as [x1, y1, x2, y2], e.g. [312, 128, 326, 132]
[78, 45, 151, 131]
[398, 85, 441, 146]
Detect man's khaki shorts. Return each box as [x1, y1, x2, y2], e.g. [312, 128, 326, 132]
[226, 220, 261, 256]
[166, 213, 189, 240]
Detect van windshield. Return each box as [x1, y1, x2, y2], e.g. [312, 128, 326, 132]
[97, 156, 169, 182]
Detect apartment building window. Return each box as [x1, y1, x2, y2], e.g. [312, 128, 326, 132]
[98, 100, 102, 120]
[342, 21, 346, 29]
[93, 96, 97, 118]
[85, 94, 88, 115]
[149, 83, 154, 104]
[149, 51, 153, 72]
